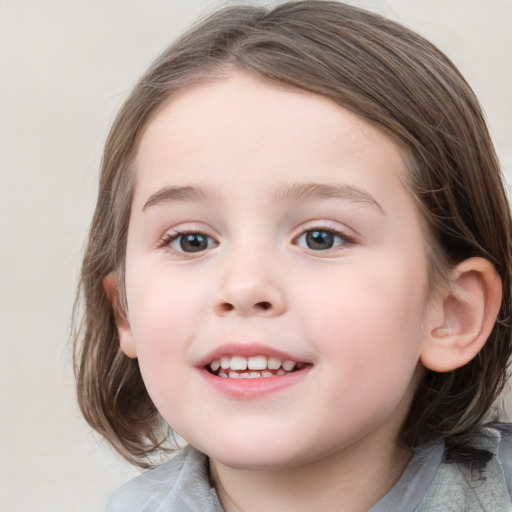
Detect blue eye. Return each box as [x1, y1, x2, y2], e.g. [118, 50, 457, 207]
[168, 232, 217, 253]
[296, 229, 346, 251]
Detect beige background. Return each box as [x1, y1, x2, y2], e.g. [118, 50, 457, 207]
[1, 1, 511, 511]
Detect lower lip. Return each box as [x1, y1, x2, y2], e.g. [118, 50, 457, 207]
[198, 366, 311, 399]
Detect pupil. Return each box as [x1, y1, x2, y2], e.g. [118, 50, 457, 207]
[180, 233, 207, 252]
[306, 230, 334, 250]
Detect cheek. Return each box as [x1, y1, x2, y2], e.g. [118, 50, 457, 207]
[125, 279, 196, 419]
[303, 266, 427, 427]
[300, 256, 429, 369]
[125, 269, 205, 365]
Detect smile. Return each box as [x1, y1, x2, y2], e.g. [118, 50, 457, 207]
[208, 355, 305, 378]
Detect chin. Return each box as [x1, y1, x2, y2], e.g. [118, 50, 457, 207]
[210, 452, 296, 471]
[198, 438, 316, 471]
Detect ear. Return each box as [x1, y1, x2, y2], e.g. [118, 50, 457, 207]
[103, 273, 138, 359]
[420, 257, 502, 373]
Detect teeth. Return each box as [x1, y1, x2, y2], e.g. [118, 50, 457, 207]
[230, 356, 247, 371]
[267, 357, 282, 370]
[238, 372, 262, 379]
[248, 356, 267, 370]
[209, 354, 302, 377]
[282, 360, 296, 371]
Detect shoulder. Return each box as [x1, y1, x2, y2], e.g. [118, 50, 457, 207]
[496, 423, 512, 497]
[106, 445, 223, 512]
[418, 424, 512, 511]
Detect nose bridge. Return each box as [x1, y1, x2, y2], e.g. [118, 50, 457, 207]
[213, 238, 286, 317]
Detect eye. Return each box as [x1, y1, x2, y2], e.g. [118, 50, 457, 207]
[296, 229, 348, 251]
[166, 232, 217, 253]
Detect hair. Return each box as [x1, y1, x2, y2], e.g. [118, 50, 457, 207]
[73, 0, 512, 468]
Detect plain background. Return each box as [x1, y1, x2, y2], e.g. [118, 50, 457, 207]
[1, 1, 511, 510]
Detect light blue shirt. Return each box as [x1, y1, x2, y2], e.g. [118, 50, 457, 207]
[107, 426, 512, 511]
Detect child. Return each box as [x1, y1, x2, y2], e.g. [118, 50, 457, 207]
[73, 1, 512, 510]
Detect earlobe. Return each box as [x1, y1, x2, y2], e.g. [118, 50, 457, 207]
[103, 273, 138, 359]
[420, 258, 502, 373]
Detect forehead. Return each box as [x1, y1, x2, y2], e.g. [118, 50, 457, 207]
[133, 72, 410, 214]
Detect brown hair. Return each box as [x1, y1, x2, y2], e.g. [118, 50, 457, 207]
[73, 0, 512, 468]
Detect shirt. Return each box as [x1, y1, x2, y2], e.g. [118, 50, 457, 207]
[107, 426, 512, 511]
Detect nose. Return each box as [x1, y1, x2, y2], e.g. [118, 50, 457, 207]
[213, 254, 287, 318]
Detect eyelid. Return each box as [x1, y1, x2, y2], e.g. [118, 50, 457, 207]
[157, 223, 220, 254]
[292, 221, 357, 252]
[292, 220, 356, 241]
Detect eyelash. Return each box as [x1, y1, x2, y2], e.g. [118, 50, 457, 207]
[158, 230, 218, 254]
[294, 227, 355, 252]
[158, 226, 355, 255]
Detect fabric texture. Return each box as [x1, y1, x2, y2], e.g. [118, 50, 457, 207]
[107, 426, 512, 511]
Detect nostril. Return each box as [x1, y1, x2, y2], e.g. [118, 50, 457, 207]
[215, 299, 275, 315]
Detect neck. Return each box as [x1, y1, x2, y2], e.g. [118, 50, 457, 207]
[209, 440, 412, 512]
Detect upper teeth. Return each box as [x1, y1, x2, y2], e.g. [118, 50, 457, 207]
[210, 355, 296, 373]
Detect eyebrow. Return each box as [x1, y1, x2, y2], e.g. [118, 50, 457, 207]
[142, 185, 215, 211]
[142, 182, 385, 214]
[275, 182, 385, 214]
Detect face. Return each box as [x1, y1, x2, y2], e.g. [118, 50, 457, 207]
[119, 72, 435, 471]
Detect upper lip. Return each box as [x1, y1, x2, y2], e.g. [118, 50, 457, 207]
[196, 342, 308, 367]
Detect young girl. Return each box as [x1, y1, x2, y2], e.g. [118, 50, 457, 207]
[73, 1, 512, 510]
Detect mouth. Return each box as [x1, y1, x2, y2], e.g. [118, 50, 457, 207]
[207, 355, 307, 379]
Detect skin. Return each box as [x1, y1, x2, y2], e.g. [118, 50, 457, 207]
[111, 72, 497, 511]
